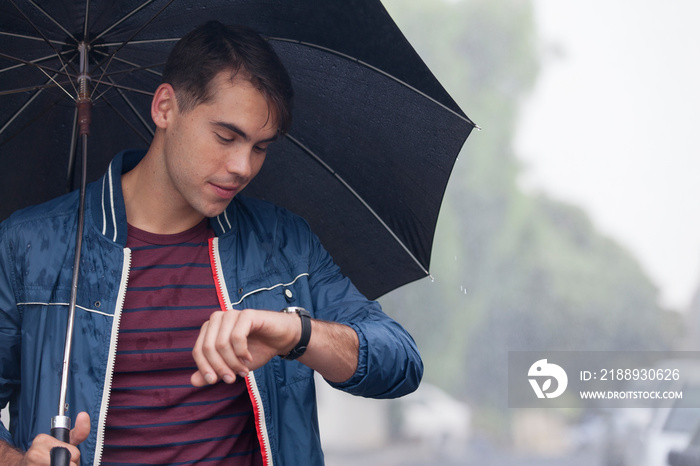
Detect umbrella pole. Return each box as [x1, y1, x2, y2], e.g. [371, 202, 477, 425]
[50, 42, 92, 466]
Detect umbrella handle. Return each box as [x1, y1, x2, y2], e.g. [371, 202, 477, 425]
[50, 415, 71, 466]
[50, 447, 70, 466]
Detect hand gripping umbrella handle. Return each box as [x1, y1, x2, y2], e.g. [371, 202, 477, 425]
[50, 415, 71, 466]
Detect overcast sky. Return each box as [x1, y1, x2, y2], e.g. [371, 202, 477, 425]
[515, 0, 700, 310]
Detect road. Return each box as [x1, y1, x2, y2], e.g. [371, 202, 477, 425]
[325, 439, 607, 466]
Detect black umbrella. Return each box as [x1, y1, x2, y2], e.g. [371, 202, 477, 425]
[1, 0, 475, 299]
[0, 0, 474, 458]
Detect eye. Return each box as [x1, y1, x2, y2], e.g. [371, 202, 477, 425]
[253, 144, 269, 154]
[215, 133, 235, 143]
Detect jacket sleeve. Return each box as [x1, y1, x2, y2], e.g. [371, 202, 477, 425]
[303, 222, 423, 399]
[0, 222, 21, 445]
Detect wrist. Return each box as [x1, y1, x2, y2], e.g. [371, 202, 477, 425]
[279, 307, 311, 360]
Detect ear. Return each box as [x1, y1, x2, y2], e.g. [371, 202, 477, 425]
[151, 83, 177, 129]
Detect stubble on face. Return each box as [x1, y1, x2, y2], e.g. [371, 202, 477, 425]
[133, 73, 279, 233]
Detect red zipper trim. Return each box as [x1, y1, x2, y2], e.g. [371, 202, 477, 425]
[208, 237, 229, 313]
[246, 374, 272, 466]
[208, 237, 272, 465]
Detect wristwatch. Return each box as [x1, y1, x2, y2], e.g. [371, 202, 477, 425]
[280, 307, 311, 360]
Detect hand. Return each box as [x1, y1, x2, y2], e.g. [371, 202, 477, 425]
[14, 412, 90, 466]
[191, 309, 300, 386]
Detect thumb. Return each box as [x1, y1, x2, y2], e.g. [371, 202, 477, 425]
[70, 411, 91, 446]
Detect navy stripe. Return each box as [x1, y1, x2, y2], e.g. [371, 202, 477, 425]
[121, 305, 218, 313]
[116, 348, 191, 355]
[127, 284, 215, 292]
[110, 395, 244, 410]
[104, 433, 252, 449]
[112, 366, 198, 375]
[131, 262, 210, 271]
[107, 413, 248, 429]
[130, 242, 208, 251]
[112, 384, 194, 391]
[101, 449, 260, 466]
[119, 326, 201, 333]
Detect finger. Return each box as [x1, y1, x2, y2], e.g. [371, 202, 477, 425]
[191, 370, 208, 387]
[70, 448, 81, 466]
[192, 319, 219, 385]
[210, 310, 248, 381]
[195, 312, 243, 384]
[26, 433, 81, 465]
[70, 411, 91, 446]
[229, 310, 254, 367]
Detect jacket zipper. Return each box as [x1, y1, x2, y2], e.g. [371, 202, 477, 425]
[246, 372, 273, 466]
[208, 237, 273, 466]
[93, 248, 131, 466]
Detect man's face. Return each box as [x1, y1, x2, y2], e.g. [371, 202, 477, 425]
[160, 72, 279, 219]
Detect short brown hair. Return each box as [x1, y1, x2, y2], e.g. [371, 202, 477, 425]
[162, 21, 294, 134]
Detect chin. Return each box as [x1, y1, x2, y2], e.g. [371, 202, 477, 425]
[201, 202, 233, 219]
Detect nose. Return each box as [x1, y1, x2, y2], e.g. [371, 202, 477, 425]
[224, 146, 256, 180]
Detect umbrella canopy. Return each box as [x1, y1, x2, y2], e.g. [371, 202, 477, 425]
[0, 0, 475, 300]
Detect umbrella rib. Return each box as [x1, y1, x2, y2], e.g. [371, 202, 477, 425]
[100, 37, 179, 47]
[0, 53, 75, 101]
[285, 133, 430, 277]
[0, 50, 74, 75]
[92, 0, 161, 42]
[0, 75, 51, 137]
[10, 0, 79, 83]
[66, 107, 80, 191]
[92, 60, 154, 140]
[105, 81, 155, 139]
[90, 0, 176, 101]
[267, 38, 476, 128]
[0, 80, 72, 97]
[92, 81, 154, 98]
[24, 0, 77, 42]
[0, 51, 72, 76]
[91, 49, 164, 78]
[0, 31, 70, 47]
[83, 0, 90, 39]
[8, 0, 79, 99]
[101, 96, 153, 145]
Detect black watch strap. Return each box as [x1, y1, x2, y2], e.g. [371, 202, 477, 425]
[280, 307, 311, 360]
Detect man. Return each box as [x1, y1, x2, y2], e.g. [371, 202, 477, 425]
[0, 20, 422, 465]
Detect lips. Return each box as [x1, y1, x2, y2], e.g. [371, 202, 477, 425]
[210, 182, 239, 200]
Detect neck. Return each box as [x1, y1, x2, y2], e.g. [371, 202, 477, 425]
[121, 148, 205, 235]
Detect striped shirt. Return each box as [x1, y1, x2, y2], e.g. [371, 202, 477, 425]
[101, 220, 262, 465]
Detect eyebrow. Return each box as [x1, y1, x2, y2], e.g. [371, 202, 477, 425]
[212, 121, 279, 143]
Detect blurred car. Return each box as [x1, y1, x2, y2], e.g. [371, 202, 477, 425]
[602, 360, 700, 466]
[640, 363, 700, 466]
[397, 382, 471, 448]
[642, 392, 700, 466]
[668, 423, 700, 466]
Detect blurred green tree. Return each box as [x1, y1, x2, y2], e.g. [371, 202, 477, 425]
[378, 0, 677, 413]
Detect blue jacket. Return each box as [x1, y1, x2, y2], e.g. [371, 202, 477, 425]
[0, 150, 423, 465]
